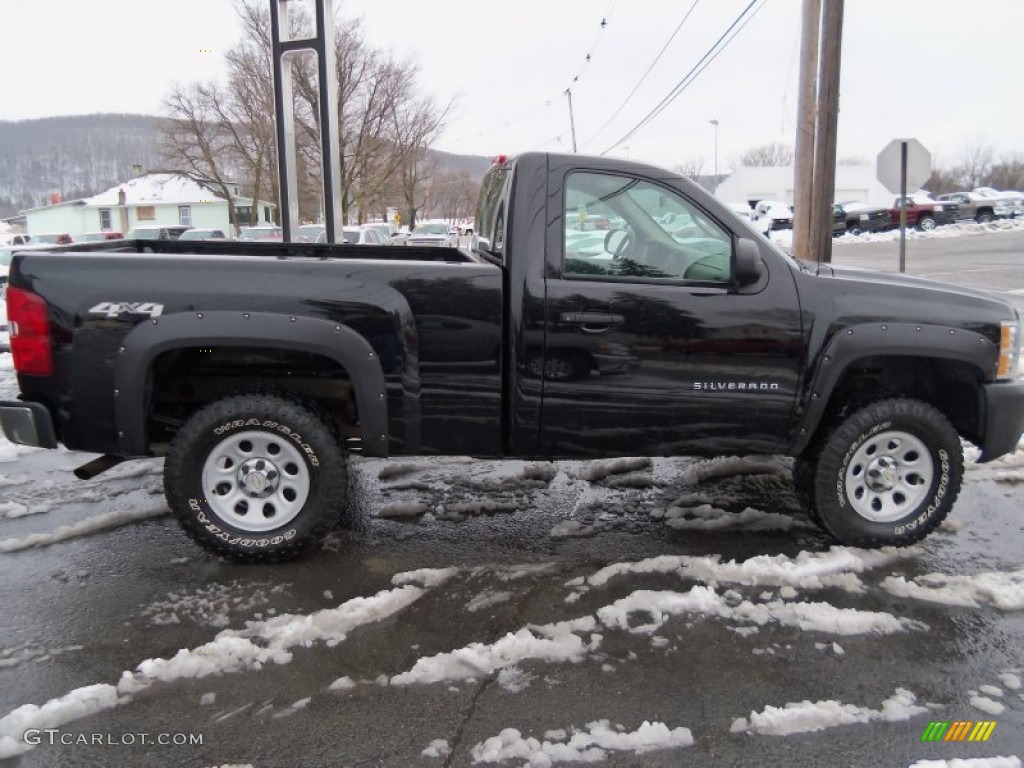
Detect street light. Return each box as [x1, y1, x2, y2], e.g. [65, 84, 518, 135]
[709, 119, 719, 191]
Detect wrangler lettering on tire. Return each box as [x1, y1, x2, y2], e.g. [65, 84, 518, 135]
[802, 398, 963, 547]
[164, 393, 348, 563]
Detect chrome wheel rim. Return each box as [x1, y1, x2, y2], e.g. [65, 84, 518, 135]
[201, 430, 310, 531]
[845, 430, 933, 522]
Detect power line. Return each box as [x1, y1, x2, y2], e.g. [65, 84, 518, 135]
[579, 0, 701, 151]
[601, 0, 764, 156]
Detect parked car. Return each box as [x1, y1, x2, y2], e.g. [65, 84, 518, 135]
[363, 223, 395, 243]
[753, 200, 794, 230]
[295, 224, 386, 244]
[4, 151, 1024, 564]
[125, 225, 191, 241]
[405, 221, 456, 247]
[935, 192, 1012, 223]
[238, 225, 283, 241]
[972, 187, 1024, 218]
[0, 233, 33, 247]
[888, 196, 958, 231]
[31, 233, 73, 245]
[178, 228, 228, 241]
[727, 202, 772, 236]
[77, 231, 124, 242]
[832, 201, 891, 235]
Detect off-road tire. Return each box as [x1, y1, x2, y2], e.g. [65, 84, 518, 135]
[806, 398, 962, 547]
[164, 393, 348, 563]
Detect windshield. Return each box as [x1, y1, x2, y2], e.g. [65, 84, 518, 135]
[298, 225, 324, 240]
[239, 227, 279, 240]
[342, 230, 360, 244]
[178, 230, 208, 241]
[413, 223, 448, 235]
[33, 234, 63, 244]
[126, 229, 161, 240]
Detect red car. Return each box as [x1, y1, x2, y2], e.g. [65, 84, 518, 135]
[888, 196, 958, 231]
[31, 233, 73, 245]
[78, 232, 124, 242]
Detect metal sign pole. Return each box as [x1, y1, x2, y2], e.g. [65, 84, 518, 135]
[899, 140, 907, 274]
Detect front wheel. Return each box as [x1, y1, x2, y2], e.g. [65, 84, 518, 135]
[164, 393, 348, 563]
[976, 211, 994, 224]
[917, 215, 936, 231]
[804, 398, 962, 547]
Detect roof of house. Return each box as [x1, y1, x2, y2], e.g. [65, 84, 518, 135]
[86, 173, 226, 207]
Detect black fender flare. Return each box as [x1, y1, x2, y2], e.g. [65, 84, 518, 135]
[789, 322, 997, 455]
[113, 311, 388, 456]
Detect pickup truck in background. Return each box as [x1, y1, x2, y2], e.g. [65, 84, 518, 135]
[888, 195, 959, 231]
[936, 191, 1013, 223]
[832, 201, 892, 235]
[3, 152, 1024, 563]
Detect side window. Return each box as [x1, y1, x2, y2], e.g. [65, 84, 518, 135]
[563, 171, 733, 282]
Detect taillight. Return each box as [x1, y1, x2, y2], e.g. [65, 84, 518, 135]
[7, 287, 53, 376]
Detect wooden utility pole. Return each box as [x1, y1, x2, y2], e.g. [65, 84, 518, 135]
[791, 0, 820, 262]
[792, 0, 844, 265]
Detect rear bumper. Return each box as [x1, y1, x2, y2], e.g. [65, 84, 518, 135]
[978, 381, 1024, 461]
[0, 401, 57, 448]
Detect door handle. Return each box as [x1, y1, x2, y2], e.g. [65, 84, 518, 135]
[559, 312, 624, 335]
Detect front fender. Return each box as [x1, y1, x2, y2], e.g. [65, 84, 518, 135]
[113, 311, 388, 456]
[789, 322, 997, 454]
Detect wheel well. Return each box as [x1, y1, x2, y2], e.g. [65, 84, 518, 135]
[977, 207, 993, 216]
[147, 346, 358, 446]
[814, 355, 982, 446]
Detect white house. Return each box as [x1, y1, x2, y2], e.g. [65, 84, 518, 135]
[22, 173, 276, 238]
[714, 165, 915, 209]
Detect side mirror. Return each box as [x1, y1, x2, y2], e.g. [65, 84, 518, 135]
[604, 228, 628, 254]
[735, 238, 763, 286]
[472, 235, 491, 253]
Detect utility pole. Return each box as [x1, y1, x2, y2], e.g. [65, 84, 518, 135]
[808, 0, 844, 265]
[792, 0, 844, 265]
[565, 88, 578, 153]
[792, 0, 820, 262]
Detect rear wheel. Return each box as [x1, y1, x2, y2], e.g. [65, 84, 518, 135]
[802, 398, 962, 547]
[976, 210, 994, 224]
[164, 393, 348, 563]
[846, 223, 862, 236]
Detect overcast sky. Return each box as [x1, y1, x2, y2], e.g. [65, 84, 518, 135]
[2, 0, 1021, 173]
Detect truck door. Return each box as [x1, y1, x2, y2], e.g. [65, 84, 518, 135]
[538, 167, 804, 458]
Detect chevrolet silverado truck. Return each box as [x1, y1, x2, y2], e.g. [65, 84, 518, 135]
[3, 152, 1024, 562]
[889, 196, 959, 231]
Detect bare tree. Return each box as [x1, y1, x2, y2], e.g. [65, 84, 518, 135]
[735, 142, 794, 167]
[673, 157, 704, 180]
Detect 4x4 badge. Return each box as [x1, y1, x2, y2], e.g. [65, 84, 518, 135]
[88, 302, 164, 318]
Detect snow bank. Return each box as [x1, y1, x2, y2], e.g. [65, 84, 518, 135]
[0, 505, 169, 553]
[730, 687, 928, 736]
[583, 457, 651, 482]
[677, 455, 790, 486]
[881, 569, 1024, 610]
[390, 617, 598, 686]
[0, 684, 121, 759]
[661, 504, 807, 532]
[583, 546, 916, 592]
[598, 586, 923, 636]
[471, 719, 693, 765]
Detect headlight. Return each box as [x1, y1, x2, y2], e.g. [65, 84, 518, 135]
[997, 319, 1021, 379]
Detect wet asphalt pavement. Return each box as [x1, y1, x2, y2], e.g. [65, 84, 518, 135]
[1, 229, 1023, 768]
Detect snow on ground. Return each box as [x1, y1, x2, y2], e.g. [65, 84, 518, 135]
[908, 759, 1021, 768]
[657, 504, 810, 532]
[0, 505, 169, 553]
[730, 687, 929, 736]
[579, 546, 919, 593]
[998, 671, 1021, 690]
[422, 738, 451, 758]
[969, 695, 1006, 716]
[881, 569, 1024, 610]
[141, 582, 286, 629]
[471, 719, 694, 765]
[597, 586, 924, 637]
[770, 216, 1024, 249]
[0, 578, 443, 759]
[389, 617, 599, 686]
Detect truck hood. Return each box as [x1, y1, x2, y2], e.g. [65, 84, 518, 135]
[815, 263, 1017, 320]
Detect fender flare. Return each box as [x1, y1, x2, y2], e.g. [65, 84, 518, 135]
[789, 322, 997, 454]
[113, 311, 388, 456]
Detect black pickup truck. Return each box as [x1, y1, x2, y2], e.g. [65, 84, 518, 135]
[3, 152, 1024, 562]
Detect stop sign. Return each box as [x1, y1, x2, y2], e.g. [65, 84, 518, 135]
[877, 139, 931, 193]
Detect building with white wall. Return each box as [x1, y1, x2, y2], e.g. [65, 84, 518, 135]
[714, 165, 914, 209]
[22, 173, 275, 238]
